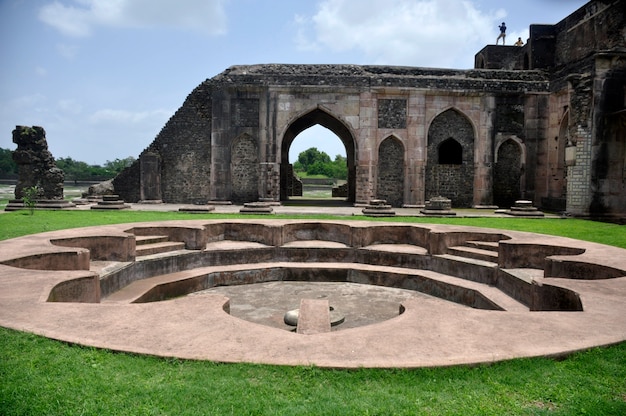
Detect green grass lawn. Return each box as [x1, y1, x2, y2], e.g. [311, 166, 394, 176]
[1, 210, 625, 415]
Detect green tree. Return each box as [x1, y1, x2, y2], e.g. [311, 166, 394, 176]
[330, 154, 348, 180]
[56, 157, 92, 182]
[0, 147, 17, 176]
[56, 156, 135, 181]
[104, 157, 135, 173]
[297, 147, 331, 172]
[293, 148, 347, 179]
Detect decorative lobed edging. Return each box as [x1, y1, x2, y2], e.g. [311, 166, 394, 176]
[0, 219, 625, 368]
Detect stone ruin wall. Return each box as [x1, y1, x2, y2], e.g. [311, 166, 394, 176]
[11, 125, 64, 200]
[109, 0, 625, 219]
[114, 82, 213, 204]
[550, 0, 626, 217]
[113, 65, 551, 208]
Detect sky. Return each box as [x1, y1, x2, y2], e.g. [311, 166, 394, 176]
[0, 0, 588, 165]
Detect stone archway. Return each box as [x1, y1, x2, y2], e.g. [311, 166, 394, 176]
[377, 136, 404, 207]
[280, 108, 356, 203]
[425, 109, 475, 207]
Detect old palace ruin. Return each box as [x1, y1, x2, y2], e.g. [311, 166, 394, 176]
[112, 0, 625, 219]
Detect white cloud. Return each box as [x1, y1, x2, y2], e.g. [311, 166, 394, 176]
[88, 108, 171, 124]
[296, 0, 506, 68]
[56, 43, 80, 59]
[38, 0, 228, 37]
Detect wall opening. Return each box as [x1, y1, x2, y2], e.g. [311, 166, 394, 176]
[280, 108, 356, 203]
[288, 125, 348, 199]
[438, 138, 463, 164]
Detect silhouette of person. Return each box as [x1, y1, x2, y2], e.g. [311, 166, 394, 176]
[497, 22, 506, 45]
[514, 37, 524, 46]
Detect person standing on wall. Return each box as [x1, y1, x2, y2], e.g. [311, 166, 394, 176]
[497, 22, 506, 45]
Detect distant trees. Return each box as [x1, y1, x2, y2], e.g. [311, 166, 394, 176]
[0, 147, 134, 181]
[293, 147, 347, 180]
[56, 156, 135, 181]
[0, 148, 17, 176]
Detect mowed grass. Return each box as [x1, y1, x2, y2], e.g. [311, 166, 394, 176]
[0, 210, 625, 415]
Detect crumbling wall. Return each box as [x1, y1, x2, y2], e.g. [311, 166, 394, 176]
[113, 82, 213, 203]
[11, 126, 64, 200]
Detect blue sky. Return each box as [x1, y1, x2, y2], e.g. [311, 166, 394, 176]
[0, 0, 588, 165]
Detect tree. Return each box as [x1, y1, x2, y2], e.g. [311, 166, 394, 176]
[104, 157, 135, 173]
[296, 148, 331, 172]
[0, 147, 17, 176]
[293, 148, 347, 180]
[56, 156, 135, 181]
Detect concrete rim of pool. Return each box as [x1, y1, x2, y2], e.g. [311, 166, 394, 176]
[0, 219, 625, 368]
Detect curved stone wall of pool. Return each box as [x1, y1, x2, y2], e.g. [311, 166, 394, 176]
[0, 219, 624, 368]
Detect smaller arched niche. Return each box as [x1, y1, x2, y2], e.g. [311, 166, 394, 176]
[438, 138, 463, 165]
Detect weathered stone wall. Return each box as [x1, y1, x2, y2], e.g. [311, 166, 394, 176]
[114, 83, 212, 203]
[230, 134, 259, 203]
[107, 1, 624, 220]
[11, 126, 64, 200]
[376, 136, 404, 207]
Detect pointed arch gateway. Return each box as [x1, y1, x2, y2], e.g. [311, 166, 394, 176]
[280, 108, 356, 203]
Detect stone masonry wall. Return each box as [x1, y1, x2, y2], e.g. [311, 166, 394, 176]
[114, 82, 213, 203]
[376, 136, 404, 207]
[230, 134, 259, 203]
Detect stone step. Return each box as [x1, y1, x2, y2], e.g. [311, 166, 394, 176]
[414, 269, 528, 312]
[447, 245, 498, 263]
[135, 235, 169, 246]
[136, 241, 186, 257]
[101, 261, 527, 313]
[466, 240, 499, 252]
[103, 268, 204, 303]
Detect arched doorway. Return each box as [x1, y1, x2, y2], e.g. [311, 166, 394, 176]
[280, 108, 356, 203]
[425, 109, 475, 207]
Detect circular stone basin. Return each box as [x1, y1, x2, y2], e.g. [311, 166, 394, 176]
[198, 281, 418, 331]
[1, 219, 625, 368]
